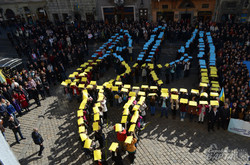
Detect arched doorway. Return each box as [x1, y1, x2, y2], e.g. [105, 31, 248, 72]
[37, 8, 48, 22]
[5, 9, 15, 20]
[74, 12, 81, 21]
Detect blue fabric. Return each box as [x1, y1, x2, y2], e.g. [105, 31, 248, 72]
[243, 61, 250, 87]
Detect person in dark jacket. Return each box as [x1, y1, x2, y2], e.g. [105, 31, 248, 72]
[111, 148, 123, 165]
[6, 102, 16, 119]
[208, 107, 219, 132]
[32, 128, 44, 156]
[8, 116, 26, 143]
[219, 103, 230, 130]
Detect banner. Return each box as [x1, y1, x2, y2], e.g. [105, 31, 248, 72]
[228, 118, 250, 137]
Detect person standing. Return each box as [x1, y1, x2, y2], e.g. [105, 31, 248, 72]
[208, 107, 219, 132]
[32, 128, 44, 156]
[126, 132, 137, 164]
[8, 116, 26, 143]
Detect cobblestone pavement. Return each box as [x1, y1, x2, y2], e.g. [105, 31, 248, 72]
[1, 35, 250, 165]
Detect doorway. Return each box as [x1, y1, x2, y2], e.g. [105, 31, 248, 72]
[181, 13, 191, 23]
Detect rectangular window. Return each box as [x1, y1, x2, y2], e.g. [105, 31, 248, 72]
[202, 4, 209, 8]
[227, 2, 237, 8]
[162, 5, 168, 9]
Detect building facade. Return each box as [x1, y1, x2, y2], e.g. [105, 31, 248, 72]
[95, 0, 152, 23]
[151, 0, 216, 23]
[0, 0, 47, 24]
[46, 0, 96, 23]
[214, 0, 250, 23]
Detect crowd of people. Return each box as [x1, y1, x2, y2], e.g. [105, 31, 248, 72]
[0, 19, 249, 163]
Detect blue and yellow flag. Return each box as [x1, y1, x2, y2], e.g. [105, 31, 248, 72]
[219, 87, 225, 102]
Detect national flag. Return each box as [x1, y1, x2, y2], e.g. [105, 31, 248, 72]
[219, 87, 225, 102]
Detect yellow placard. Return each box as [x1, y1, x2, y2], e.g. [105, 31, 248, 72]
[94, 150, 102, 161]
[199, 101, 208, 105]
[128, 124, 136, 132]
[129, 92, 136, 97]
[157, 80, 163, 85]
[150, 86, 158, 90]
[201, 72, 208, 77]
[78, 118, 84, 125]
[157, 64, 162, 68]
[210, 100, 219, 106]
[133, 105, 140, 111]
[180, 98, 188, 104]
[133, 63, 138, 68]
[93, 122, 99, 131]
[61, 81, 68, 86]
[123, 108, 129, 115]
[211, 81, 219, 84]
[201, 68, 207, 72]
[125, 136, 133, 144]
[112, 86, 119, 92]
[132, 86, 140, 90]
[65, 79, 71, 84]
[77, 110, 83, 117]
[161, 88, 168, 93]
[78, 84, 85, 88]
[90, 81, 96, 85]
[141, 85, 149, 89]
[189, 101, 197, 106]
[69, 74, 75, 78]
[191, 89, 199, 94]
[79, 100, 86, 109]
[79, 72, 86, 77]
[93, 107, 100, 113]
[70, 82, 76, 86]
[211, 87, 219, 91]
[148, 93, 157, 97]
[97, 85, 103, 90]
[80, 133, 87, 141]
[212, 84, 220, 88]
[199, 83, 208, 87]
[180, 88, 187, 93]
[131, 115, 139, 123]
[161, 92, 169, 98]
[84, 138, 92, 149]
[115, 81, 122, 86]
[109, 142, 119, 152]
[121, 116, 128, 123]
[124, 84, 131, 89]
[171, 94, 179, 100]
[79, 126, 86, 133]
[165, 63, 170, 67]
[210, 74, 218, 78]
[171, 88, 178, 92]
[115, 123, 122, 132]
[201, 79, 209, 83]
[138, 91, 145, 96]
[121, 88, 128, 92]
[81, 77, 87, 82]
[200, 92, 208, 97]
[210, 92, 219, 97]
[87, 85, 93, 89]
[94, 113, 100, 121]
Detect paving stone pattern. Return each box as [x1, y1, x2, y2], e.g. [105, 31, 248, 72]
[2, 36, 249, 165]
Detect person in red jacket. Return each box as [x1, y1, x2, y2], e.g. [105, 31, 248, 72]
[197, 104, 209, 123]
[115, 124, 127, 151]
[18, 93, 29, 111]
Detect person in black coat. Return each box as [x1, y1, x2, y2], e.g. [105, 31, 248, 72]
[208, 107, 219, 132]
[219, 103, 230, 130]
[32, 128, 44, 156]
[8, 116, 26, 143]
[111, 148, 123, 165]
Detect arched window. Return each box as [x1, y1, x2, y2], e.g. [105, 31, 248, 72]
[5, 9, 15, 19]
